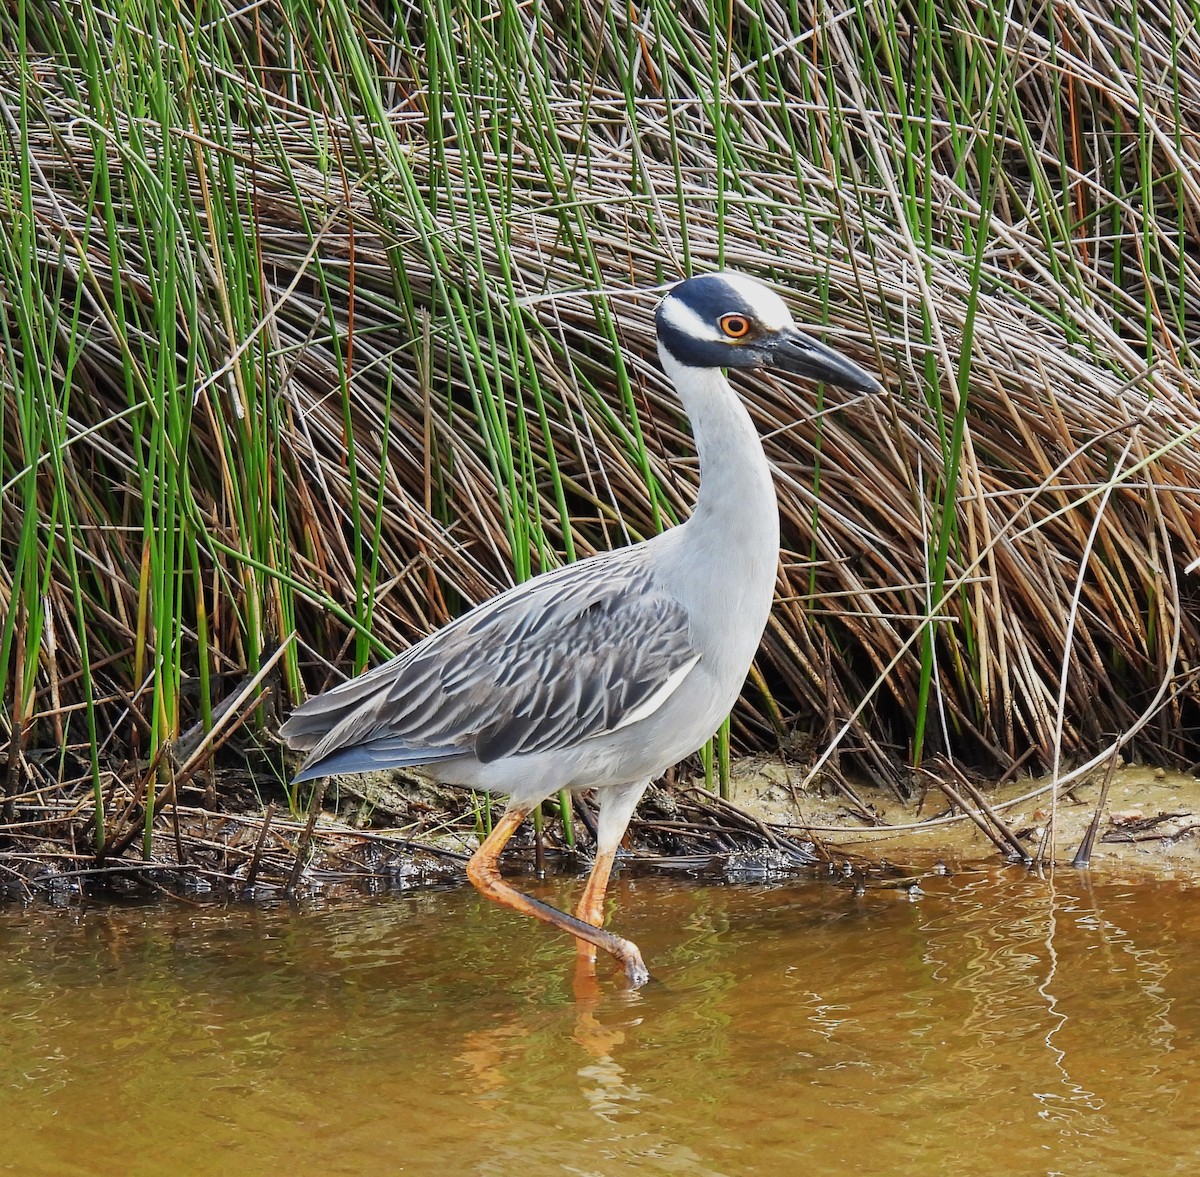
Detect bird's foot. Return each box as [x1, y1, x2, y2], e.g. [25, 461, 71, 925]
[575, 933, 649, 988]
[614, 937, 650, 987]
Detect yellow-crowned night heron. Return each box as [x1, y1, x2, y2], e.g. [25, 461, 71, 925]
[281, 272, 884, 985]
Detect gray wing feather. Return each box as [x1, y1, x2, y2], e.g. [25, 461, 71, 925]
[282, 551, 698, 775]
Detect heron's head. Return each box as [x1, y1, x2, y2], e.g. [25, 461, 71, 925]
[655, 272, 884, 395]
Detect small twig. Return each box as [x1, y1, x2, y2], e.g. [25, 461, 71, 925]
[679, 788, 818, 864]
[100, 644, 295, 865]
[99, 743, 171, 862]
[172, 639, 296, 788]
[1103, 818, 1200, 844]
[994, 745, 1038, 789]
[31, 860, 241, 886]
[0, 858, 33, 898]
[944, 761, 1030, 862]
[167, 758, 186, 866]
[929, 775, 1016, 860]
[1071, 748, 1122, 867]
[825, 767, 881, 824]
[287, 776, 328, 894]
[572, 794, 598, 844]
[243, 802, 275, 893]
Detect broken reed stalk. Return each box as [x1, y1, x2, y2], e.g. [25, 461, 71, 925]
[927, 775, 1017, 861]
[1071, 748, 1123, 869]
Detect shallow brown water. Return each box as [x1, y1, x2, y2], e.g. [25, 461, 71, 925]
[5, 864, 1200, 1175]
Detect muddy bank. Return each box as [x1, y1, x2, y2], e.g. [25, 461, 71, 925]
[283, 757, 1200, 889]
[7, 755, 1200, 901]
[727, 758, 1200, 879]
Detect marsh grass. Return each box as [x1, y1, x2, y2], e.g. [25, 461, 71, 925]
[3, 0, 1200, 877]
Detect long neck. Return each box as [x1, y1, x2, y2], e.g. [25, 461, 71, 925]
[658, 348, 780, 637]
[660, 348, 778, 542]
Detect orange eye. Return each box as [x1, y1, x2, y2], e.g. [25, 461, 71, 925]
[720, 313, 752, 339]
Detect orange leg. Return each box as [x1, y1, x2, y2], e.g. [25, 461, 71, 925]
[572, 779, 650, 973]
[466, 805, 649, 986]
[573, 847, 617, 969]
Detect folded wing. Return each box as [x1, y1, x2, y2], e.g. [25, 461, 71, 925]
[282, 552, 699, 782]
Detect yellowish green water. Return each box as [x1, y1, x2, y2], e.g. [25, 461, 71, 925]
[4, 865, 1200, 1175]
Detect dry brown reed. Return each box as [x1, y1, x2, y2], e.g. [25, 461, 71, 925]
[3, 0, 1200, 883]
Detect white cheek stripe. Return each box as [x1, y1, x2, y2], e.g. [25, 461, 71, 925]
[658, 296, 725, 344]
